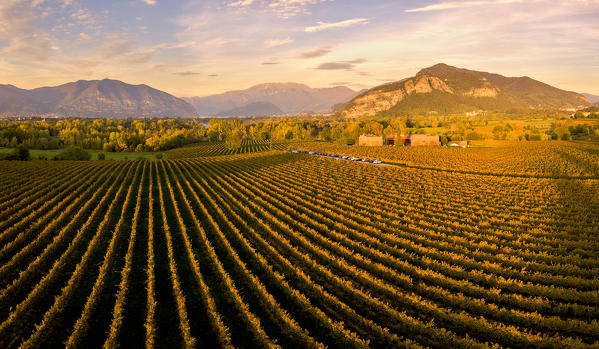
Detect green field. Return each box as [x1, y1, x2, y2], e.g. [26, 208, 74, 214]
[0, 148, 165, 160]
[0, 140, 597, 348]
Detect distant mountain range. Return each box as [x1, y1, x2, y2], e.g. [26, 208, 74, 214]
[217, 101, 283, 116]
[0, 79, 196, 118]
[0, 67, 592, 118]
[582, 93, 599, 104]
[182, 83, 358, 116]
[339, 63, 591, 118]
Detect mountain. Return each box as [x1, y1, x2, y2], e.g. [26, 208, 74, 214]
[216, 101, 283, 116]
[0, 79, 196, 118]
[339, 63, 591, 118]
[0, 85, 41, 115]
[582, 93, 599, 104]
[183, 83, 358, 116]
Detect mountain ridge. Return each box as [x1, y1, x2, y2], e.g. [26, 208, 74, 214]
[582, 93, 599, 104]
[183, 82, 358, 115]
[339, 63, 590, 118]
[216, 101, 284, 116]
[0, 79, 196, 118]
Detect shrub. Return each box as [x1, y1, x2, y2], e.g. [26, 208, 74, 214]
[0, 145, 30, 161]
[54, 147, 92, 161]
[97, 152, 106, 160]
[155, 153, 163, 160]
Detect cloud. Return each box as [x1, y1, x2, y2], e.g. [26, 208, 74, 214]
[140, 0, 157, 5]
[204, 38, 238, 46]
[208, 74, 218, 77]
[122, 51, 153, 64]
[405, 0, 522, 13]
[79, 32, 91, 40]
[97, 39, 136, 59]
[264, 37, 293, 49]
[315, 58, 367, 70]
[229, 0, 256, 6]
[151, 63, 168, 71]
[296, 45, 332, 58]
[71, 9, 91, 21]
[173, 71, 201, 76]
[330, 81, 349, 86]
[0, 0, 47, 40]
[3, 35, 54, 61]
[305, 18, 369, 32]
[262, 61, 280, 65]
[228, 0, 330, 18]
[316, 62, 353, 70]
[182, 22, 206, 33]
[119, 43, 173, 64]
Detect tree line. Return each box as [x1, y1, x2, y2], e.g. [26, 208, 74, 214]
[1, 115, 597, 153]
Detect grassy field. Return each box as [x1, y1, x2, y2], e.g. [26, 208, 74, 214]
[0, 147, 165, 160]
[0, 140, 597, 348]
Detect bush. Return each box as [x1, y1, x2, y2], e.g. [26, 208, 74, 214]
[0, 145, 30, 161]
[54, 147, 91, 161]
[97, 152, 106, 160]
[155, 153, 163, 160]
[15, 145, 30, 160]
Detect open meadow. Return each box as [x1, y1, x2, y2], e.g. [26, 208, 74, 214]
[0, 140, 597, 348]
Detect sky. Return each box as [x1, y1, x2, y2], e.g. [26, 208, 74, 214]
[1, 0, 598, 97]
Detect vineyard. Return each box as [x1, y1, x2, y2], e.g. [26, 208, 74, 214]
[167, 140, 294, 159]
[0, 141, 598, 348]
[293, 141, 599, 178]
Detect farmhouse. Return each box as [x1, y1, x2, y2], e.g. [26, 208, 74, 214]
[404, 134, 440, 146]
[358, 133, 441, 146]
[358, 134, 383, 146]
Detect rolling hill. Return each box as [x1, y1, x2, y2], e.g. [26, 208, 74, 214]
[183, 83, 358, 116]
[0, 79, 196, 118]
[339, 63, 591, 118]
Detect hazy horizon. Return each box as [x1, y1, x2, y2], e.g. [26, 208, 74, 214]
[1, 0, 598, 97]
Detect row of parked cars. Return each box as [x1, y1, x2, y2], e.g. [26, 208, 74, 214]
[286, 149, 382, 164]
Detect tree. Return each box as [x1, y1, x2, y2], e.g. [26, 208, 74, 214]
[97, 152, 106, 160]
[103, 142, 115, 152]
[15, 145, 30, 161]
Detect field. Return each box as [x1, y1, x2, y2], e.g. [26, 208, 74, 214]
[0, 148, 164, 161]
[167, 139, 296, 159]
[295, 140, 599, 178]
[0, 140, 598, 348]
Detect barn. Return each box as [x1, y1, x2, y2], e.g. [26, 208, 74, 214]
[358, 133, 440, 146]
[358, 134, 383, 146]
[403, 134, 440, 146]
